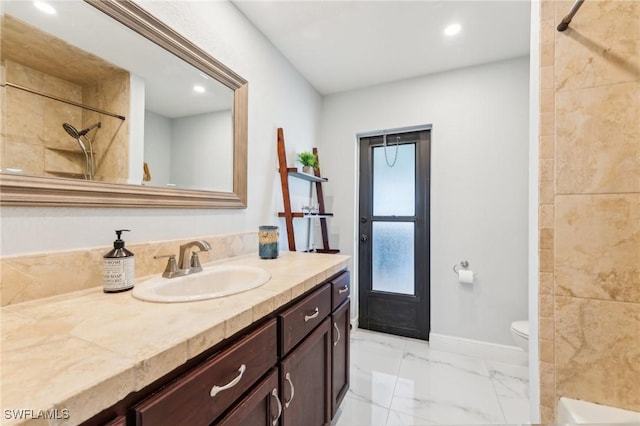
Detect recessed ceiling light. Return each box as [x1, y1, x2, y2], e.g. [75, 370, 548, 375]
[193, 85, 206, 94]
[444, 23, 461, 36]
[33, 1, 56, 15]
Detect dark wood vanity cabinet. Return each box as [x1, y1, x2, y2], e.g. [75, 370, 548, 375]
[330, 271, 350, 417]
[86, 271, 349, 426]
[331, 299, 350, 417]
[216, 368, 281, 426]
[280, 318, 332, 426]
[132, 319, 278, 426]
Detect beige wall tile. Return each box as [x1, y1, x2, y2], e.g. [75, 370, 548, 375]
[540, 65, 554, 90]
[540, 88, 555, 114]
[539, 204, 554, 228]
[540, 360, 556, 408]
[540, 249, 554, 273]
[556, 83, 640, 194]
[555, 296, 640, 411]
[540, 316, 555, 341]
[541, 1, 556, 22]
[3, 140, 44, 175]
[556, 194, 640, 303]
[555, 0, 640, 91]
[44, 148, 86, 178]
[5, 60, 45, 90]
[44, 100, 83, 151]
[5, 87, 44, 144]
[84, 73, 130, 181]
[541, 41, 555, 67]
[540, 272, 554, 295]
[539, 135, 554, 159]
[540, 112, 555, 136]
[540, 405, 555, 424]
[540, 337, 554, 363]
[539, 180, 554, 204]
[540, 228, 554, 250]
[540, 293, 554, 318]
[540, 158, 554, 182]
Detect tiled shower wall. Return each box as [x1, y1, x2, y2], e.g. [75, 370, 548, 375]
[538, 0, 640, 422]
[1, 60, 130, 181]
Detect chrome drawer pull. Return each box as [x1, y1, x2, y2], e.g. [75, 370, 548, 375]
[270, 388, 282, 425]
[284, 372, 295, 408]
[210, 364, 246, 397]
[333, 322, 341, 346]
[304, 307, 319, 322]
[338, 285, 349, 294]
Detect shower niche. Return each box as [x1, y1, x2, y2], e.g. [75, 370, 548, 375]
[1, 15, 130, 183]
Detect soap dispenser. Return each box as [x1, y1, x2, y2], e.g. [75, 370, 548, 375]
[103, 229, 134, 293]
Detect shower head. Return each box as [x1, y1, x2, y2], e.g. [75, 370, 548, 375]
[62, 122, 102, 139]
[63, 123, 81, 139]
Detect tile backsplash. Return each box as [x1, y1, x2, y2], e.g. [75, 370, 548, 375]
[0, 232, 258, 306]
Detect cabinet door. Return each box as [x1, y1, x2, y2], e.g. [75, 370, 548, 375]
[280, 318, 331, 426]
[216, 368, 282, 426]
[331, 300, 350, 418]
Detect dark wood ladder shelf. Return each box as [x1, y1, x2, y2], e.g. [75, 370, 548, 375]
[277, 127, 339, 253]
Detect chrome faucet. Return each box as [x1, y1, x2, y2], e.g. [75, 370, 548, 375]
[154, 240, 211, 278]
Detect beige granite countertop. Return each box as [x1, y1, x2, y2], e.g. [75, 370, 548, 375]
[0, 251, 350, 426]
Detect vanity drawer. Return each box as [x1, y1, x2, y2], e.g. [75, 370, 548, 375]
[132, 319, 277, 426]
[331, 271, 350, 310]
[279, 283, 331, 356]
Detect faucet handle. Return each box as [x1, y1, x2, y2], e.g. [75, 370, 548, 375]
[154, 254, 179, 278]
[190, 252, 204, 271]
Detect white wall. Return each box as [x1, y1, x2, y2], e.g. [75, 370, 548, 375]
[0, 0, 321, 256]
[171, 110, 233, 191]
[319, 57, 530, 345]
[143, 110, 172, 187]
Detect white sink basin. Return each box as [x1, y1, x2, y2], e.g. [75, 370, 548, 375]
[132, 265, 271, 303]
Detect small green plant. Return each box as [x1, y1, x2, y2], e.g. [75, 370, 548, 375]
[297, 151, 319, 168]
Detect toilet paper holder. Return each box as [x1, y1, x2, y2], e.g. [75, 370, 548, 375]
[452, 260, 469, 274]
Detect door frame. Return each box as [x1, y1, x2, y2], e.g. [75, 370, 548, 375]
[355, 124, 432, 340]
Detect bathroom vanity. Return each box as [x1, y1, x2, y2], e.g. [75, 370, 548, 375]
[0, 252, 350, 426]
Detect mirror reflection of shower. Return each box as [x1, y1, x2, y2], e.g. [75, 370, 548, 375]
[62, 122, 101, 180]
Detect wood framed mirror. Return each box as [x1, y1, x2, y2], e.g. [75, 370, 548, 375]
[0, 0, 247, 208]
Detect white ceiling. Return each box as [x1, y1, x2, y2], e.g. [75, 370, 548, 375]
[232, 0, 532, 95]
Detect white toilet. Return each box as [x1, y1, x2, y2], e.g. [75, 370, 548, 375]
[510, 320, 529, 351]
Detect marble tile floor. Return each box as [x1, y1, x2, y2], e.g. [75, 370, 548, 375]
[332, 329, 530, 426]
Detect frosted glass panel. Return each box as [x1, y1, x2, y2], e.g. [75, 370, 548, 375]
[373, 144, 415, 216]
[372, 222, 414, 295]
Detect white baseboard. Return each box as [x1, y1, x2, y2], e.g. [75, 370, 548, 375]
[429, 332, 528, 366]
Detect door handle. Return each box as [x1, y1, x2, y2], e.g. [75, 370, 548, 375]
[333, 322, 341, 346]
[360, 234, 368, 243]
[360, 217, 368, 223]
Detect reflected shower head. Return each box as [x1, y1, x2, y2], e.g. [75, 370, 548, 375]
[62, 122, 80, 139]
[62, 122, 102, 139]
